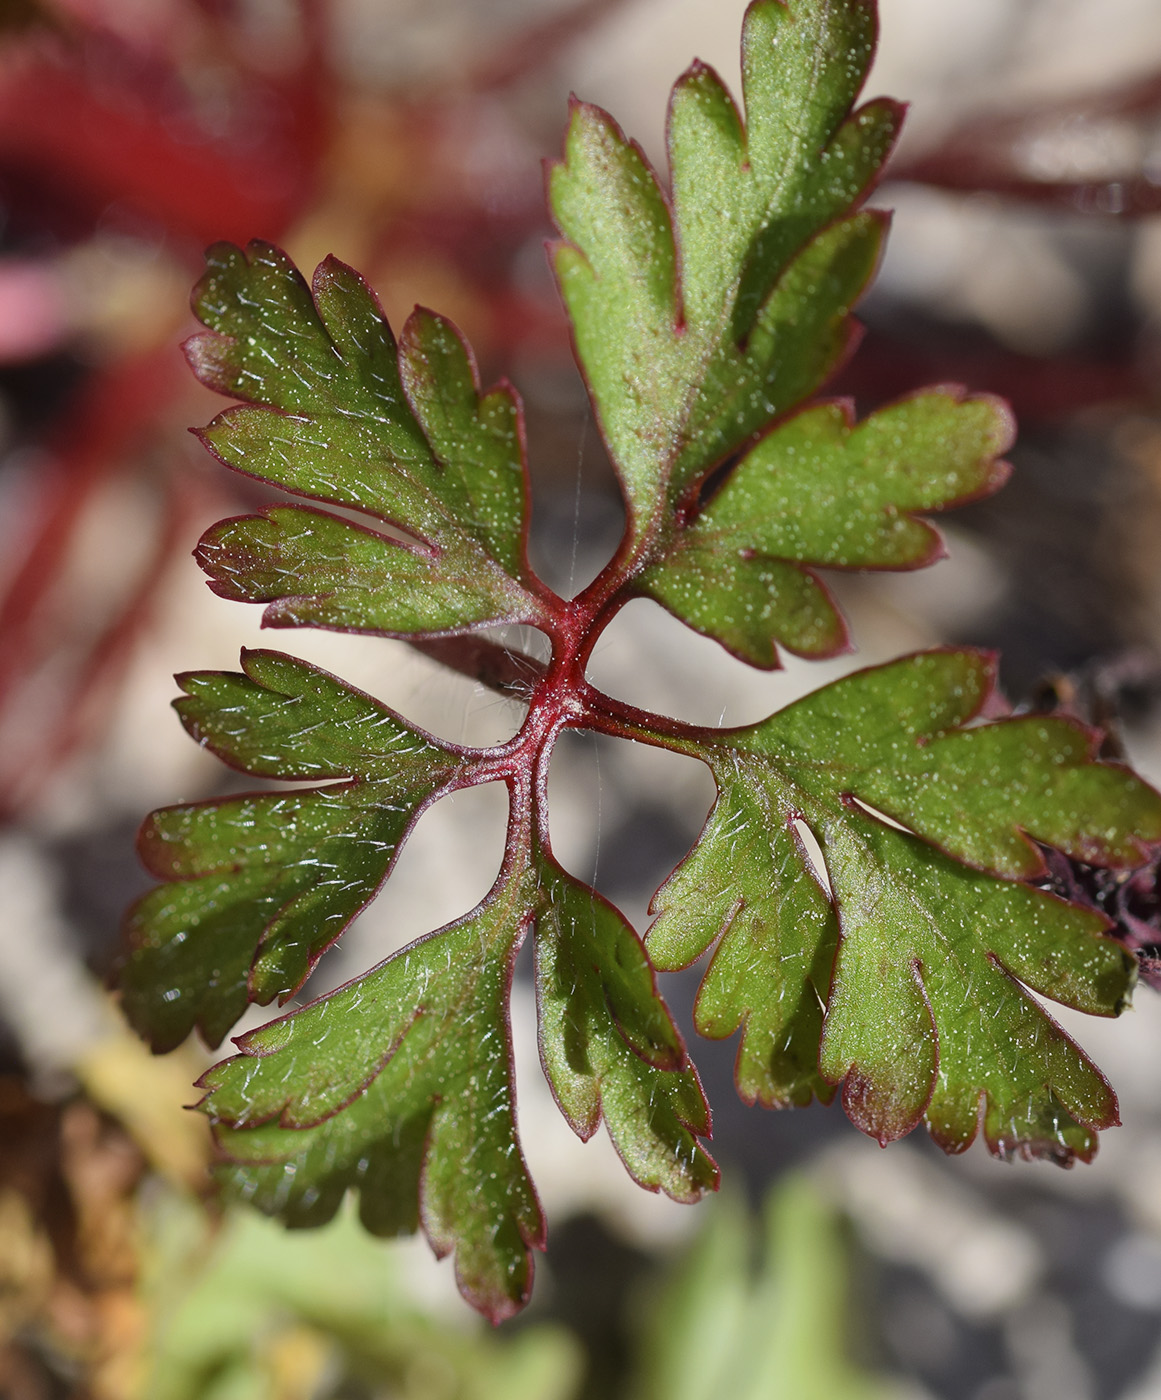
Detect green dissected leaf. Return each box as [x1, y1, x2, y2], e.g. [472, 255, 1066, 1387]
[534, 859, 718, 1201]
[200, 853, 719, 1319]
[188, 243, 547, 637]
[200, 889, 543, 1324]
[549, 0, 901, 548]
[647, 781, 839, 1111]
[639, 391, 1014, 664]
[650, 651, 1161, 1161]
[193, 839, 721, 1319]
[125, 0, 1161, 1326]
[198, 505, 519, 635]
[122, 651, 462, 1051]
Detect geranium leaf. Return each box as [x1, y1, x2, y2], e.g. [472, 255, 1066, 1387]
[200, 887, 543, 1323]
[758, 650, 1161, 876]
[188, 243, 547, 635]
[197, 505, 529, 635]
[398, 307, 531, 580]
[648, 784, 839, 1111]
[534, 859, 718, 1201]
[638, 391, 1014, 665]
[121, 651, 462, 1051]
[123, 0, 1161, 1322]
[174, 648, 453, 781]
[648, 651, 1161, 1159]
[817, 819, 1125, 1161]
[549, 0, 901, 548]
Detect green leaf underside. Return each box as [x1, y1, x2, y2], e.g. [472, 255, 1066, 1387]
[201, 896, 543, 1324]
[122, 652, 462, 1051]
[639, 392, 1013, 666]
[188, 243, 542, 635]
[550, 0, 902, 547]
[534, 860, 718, 1201]
[650, 651, 1160, 1160]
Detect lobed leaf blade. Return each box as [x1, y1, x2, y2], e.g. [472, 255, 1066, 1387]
[188, 241, 548, 636]
[198, 505, 531, 637]
[534, 860, 718, 1202]
[122, 652, 463, 1050]
[175, 648, 454, 782]
[398, 307, 532, 581]
[639, 392, 1014, 666]
[648, 783, 839, 1110]
[651, 651, 1161, 1161]
[549, 0, 903, 548]
[817, 817, 1124, 1159]
[201, 891, 544, 1322]
[751, 651, 1161, 877]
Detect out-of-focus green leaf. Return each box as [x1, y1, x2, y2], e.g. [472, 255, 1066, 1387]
[141, 1195, 581, 1400]
[631, 1176, 899, 1400]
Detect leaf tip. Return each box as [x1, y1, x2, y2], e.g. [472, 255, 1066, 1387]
[840, 1063, 928, 1147]
[311, 251, 360, 291]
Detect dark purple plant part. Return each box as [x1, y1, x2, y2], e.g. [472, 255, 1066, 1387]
[123, 0, 1161, 1321]
[1022, 661, 1161, 990]
[1035, 846, 1161, 992]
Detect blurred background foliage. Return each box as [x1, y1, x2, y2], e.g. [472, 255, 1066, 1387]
[5, 0, 1161, 1396]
